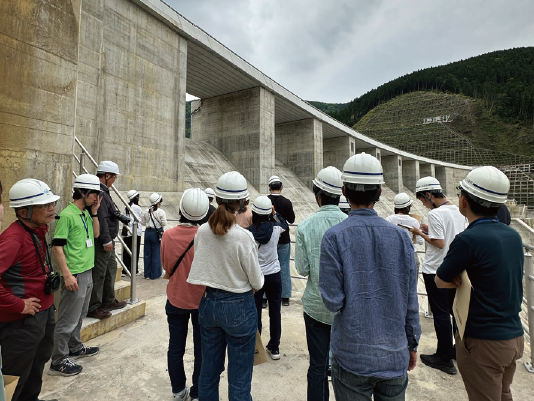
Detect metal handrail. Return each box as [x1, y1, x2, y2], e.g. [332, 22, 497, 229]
[72, 136, 139, 304]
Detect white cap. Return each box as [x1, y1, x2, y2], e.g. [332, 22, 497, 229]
[204, 188, 215, 198]
[313, 166, 343, 196]
[251, 196, 272, 215]
[10, 179, 60, 208]
[127, 190, 139, 200]
[339, 195, 350, 210]
[269, 175, 282, 186]
[393, 193, 413, 208]
[73, 174, 100, 191]
[459, 166, 509, 206]
[214, 171, 249, 201]
[341, 153, 384, 186]
[180, 188, 210, 221]
[96, 161, 121, 175]
[149, 193, 162, 206]
[415, 177, 442, 193]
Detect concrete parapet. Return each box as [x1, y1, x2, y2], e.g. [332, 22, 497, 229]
[382, 155, 403, 194]
[192, 87, 275, 194]
[419, 163, 436, 179]
[81, 301, 146, 342]
[323, 137, 355, 171]
[275, 119, 323, 189]
[402, 160, 420, 193]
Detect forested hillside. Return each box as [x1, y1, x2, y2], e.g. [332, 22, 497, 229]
[330, 47, 534, 129]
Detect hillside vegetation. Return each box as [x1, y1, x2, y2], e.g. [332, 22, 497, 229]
[330, 47, 534, 135]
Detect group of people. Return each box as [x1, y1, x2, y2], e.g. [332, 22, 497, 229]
[0, 150, 526, 401]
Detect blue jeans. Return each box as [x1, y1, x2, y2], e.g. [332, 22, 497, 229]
[198, 288, 257, 401]
[277, 243, 291, 298]
[166, 300, 202, 399]
[144, 228, 162, 279]
[254, 272, 282, 350]
[304, 313, 331, 401]
[332, 358, 408, 401]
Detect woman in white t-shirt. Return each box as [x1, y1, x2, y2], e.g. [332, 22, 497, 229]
[386, 193, 424, 246]
[141, 192, 167, 280]
[245, 196, 288, 360]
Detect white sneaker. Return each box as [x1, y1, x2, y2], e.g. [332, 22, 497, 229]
[267, 348, 280, 360]
[173, 387, 189, 401]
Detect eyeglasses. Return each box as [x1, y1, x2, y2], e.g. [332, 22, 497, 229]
[36, 201, 58, 209]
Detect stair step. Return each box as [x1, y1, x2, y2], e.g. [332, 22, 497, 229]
[81, 301, 146, 342]
[114, 280, 131, 302]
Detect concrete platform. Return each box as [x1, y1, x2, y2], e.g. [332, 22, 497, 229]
[80, 301, 146, 343]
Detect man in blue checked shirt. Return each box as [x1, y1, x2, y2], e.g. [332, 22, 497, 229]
[295, 166, 347, 401]
[319, 153, 421, 401]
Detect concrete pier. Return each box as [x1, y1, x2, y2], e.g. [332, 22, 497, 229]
[360, 147, 382, 162]
[192, 87, 275, 194]
[419, 163, 436, 179]
[275, 119, 323, 189]
[382, 155, 403, 193]
[435, 166, 469, 198]
[323, 137, 355, 171]
[403, 160, 420, 192]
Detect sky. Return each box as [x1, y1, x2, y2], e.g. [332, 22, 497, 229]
[165, 0, 534, 104]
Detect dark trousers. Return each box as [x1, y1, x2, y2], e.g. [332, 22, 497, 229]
[423, 273, 456, 361]
[144, 228, 162, 280]
[122, 235, 141, 274]
[89, 237, 117, 312]
[253, 271, 282, 350]
[304, 312, 331, 401]
[0, 307, 55, 401]
[166, 300, 202, 399]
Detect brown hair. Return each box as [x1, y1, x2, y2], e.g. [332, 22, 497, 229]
[209, 200, 239, 235]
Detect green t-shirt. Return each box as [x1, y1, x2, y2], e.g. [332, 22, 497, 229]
[54, 202, 95, 275]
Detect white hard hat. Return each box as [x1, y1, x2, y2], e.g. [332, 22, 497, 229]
[180, 188, 210, 221]
[313, 166, 343, 196]
[251, 196, 272, 215]
[127, 190, 139, 200]
[341, 153, 384, 186]
[9, 179, 60, 208]
[415, 177, 442, 193]
[149, 193, 162, 206]
[73, 174, 100, 191]
[96, 161, 121, 175]
[204, 188, 215, 198]
[339, 195, 350, 210]
[393, 193, 413, 208]
[269, 175, 282, 185]
[214, 171, 249, 201]
[459, 166, 509, 206]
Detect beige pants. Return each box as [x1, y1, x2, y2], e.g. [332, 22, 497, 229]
[455, 333, 524, 401]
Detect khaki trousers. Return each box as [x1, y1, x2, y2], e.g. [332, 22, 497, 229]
[455, 333, 524, 401]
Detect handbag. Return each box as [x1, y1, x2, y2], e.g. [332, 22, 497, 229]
[164, 239, 195, 279]
[149, 209, 164, 241]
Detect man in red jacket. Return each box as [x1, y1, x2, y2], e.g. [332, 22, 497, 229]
[0, 179, 60, 401]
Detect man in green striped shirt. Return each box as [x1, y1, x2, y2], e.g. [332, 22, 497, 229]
[295, 166, 347, 401]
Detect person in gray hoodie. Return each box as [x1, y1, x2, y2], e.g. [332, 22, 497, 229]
[246, 196, 288, 360]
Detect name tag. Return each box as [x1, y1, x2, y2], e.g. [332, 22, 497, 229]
[86, 239, 93, 248]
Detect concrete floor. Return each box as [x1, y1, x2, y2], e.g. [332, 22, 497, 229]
[41, 279, 534, 401]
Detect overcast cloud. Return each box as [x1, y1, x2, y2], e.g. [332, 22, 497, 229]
[165, 0, 534, 103]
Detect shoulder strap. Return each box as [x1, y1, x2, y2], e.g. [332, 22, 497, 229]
[149, 209, 163, 228]
[170, 239, 195, 278]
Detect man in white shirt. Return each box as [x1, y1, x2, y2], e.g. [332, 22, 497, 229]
[410, 177, 465, 375]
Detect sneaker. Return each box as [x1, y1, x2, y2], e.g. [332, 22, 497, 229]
[103, 299, 127, 311]
[282, 298, 290, 306]
[86, 308, 112, 319]
[69, 344, 99, 359]
[173, 386, 189, 401]
[262, 299, 268, 309]
[48, 358, 83, 376]
[267, 348, 280, 360]
[420, 353, 458, 375]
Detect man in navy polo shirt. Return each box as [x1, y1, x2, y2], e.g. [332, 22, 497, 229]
[436, 166, 524, 401]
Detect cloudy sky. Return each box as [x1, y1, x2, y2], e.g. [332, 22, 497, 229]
[165, 0, 534, 104]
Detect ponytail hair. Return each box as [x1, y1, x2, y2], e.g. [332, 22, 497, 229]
[209, 199, 239, 235]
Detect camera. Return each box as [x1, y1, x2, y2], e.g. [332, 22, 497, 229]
[112, 210, 131, 225]
[45, 272, 60, 295]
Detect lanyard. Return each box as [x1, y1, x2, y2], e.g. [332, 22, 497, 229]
[80, 213, 90, 239]
[439, 201, 450, 207]
[17, 221, 52, 276]
[469, 218, 499, 229]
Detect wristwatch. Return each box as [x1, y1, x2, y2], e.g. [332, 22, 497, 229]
[90, 213, 98, 218]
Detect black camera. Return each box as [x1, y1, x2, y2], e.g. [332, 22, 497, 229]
[45, 272, 61, 295]
[112, 210, 131, 225]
